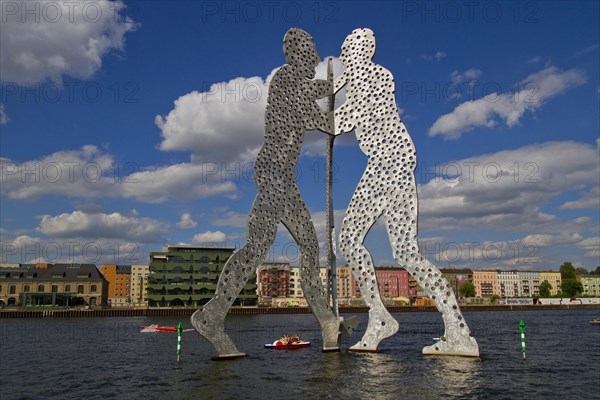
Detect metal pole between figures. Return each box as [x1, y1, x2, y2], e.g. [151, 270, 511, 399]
[326, 58, 338, 318]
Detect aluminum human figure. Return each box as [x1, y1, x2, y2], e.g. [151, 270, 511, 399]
[191, 28, 341, 358]
[333, 28, 479, 356]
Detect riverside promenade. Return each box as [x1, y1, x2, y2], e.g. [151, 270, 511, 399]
[1, 303, 599, 318]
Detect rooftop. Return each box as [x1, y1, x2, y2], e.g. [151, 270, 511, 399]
[160, 244, 236, 252]
[0, 263, 105, 282]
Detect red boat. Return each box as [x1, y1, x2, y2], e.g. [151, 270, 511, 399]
[140, 324, 177, 332]
[264, 339, 311, 350]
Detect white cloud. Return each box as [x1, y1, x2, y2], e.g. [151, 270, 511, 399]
[0, 209, 167, 264]
[0, 145, 237, 202]
[560, 186, 600, 210]
[520, 232, 583, 247]
[0, 0, 138, 84]
[576, 237, 600, 257]
[417, 140, 599, 233]
[155, 57, 346, 164]
[0, 234, 44, 263]
[155, 70, 277, 165]
[0, 145, 115, 199]
[119, 162, 237, 203]
[0, 104, 7, 125]
[527, 56, 542, 64]
[211, 208, 248, 228]
[37, 210, 167, 243]
[1, 58, 348, 204]
[0, 231, 149, 265]
[429, 66, 587, 139]
[176, 212, 198, 229]
[192, 230, 227, 244]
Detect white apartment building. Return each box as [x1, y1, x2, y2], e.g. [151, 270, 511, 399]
[130, 264, 149, 307]
[497, 270, 520, 298]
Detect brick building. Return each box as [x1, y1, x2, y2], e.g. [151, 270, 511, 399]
[351, 267, 409, 299]
[99, 264, 131, 307]
[257, 263, 290, 302]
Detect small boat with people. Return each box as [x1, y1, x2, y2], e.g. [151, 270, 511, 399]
[265, 334, 310, 350]
[590, 317, 600, 325]
[140, 324, 177, 332]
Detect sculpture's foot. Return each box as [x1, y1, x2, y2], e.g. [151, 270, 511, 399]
[191, 309, 243, 358]
[321, 316, 342, 352]
[422, 335, 479, 357]
[348, 311, 399, 352]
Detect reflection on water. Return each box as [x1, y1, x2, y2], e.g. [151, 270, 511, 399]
[302, 351, 481, 400]
[351, 353, 409, 400]
[426, 356, 482, 399]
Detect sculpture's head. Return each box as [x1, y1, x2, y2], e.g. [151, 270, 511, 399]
[283, 28, 320, 78]
[340, 28, 376, 65]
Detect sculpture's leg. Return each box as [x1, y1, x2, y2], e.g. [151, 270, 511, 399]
[281, 187, 342, 351]
[191, 198, 277, 359]
[339, 189, 399, 352]
[190, 247, 260, 359]
[384, 203, 479, 357]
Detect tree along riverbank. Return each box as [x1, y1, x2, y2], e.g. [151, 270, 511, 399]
[1, 303, 599, 318]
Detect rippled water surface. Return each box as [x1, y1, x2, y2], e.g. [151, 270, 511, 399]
[1, 309, 599, 399]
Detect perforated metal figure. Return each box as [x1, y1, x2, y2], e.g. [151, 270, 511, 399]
[191, 28, 341, 359]
[334, 28, 479, 356]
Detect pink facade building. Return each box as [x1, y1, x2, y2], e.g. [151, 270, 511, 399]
[352, 267, 409, 298]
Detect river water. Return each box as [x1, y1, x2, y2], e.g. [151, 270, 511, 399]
[1, 309, 599, 400]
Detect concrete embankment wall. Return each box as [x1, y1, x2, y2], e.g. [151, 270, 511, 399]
[1, 303, 599, 318]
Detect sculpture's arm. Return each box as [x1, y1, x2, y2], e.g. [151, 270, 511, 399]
[332, 72, 354, 136]
[306, 107, 332, 134]
[333, 108, 355, 136]
[303, 78, 333, 134]
[314, 78, 332, 99]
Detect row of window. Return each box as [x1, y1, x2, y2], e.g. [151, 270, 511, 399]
[150, 267, 221, 275]
[152, 255, 226, 263]
[1, 284, 97, 294]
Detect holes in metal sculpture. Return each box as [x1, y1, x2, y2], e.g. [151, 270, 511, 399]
[193, 27, 477, 357]
[335, 28, 476, 352]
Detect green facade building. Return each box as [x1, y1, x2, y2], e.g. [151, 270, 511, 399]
[147, 245, 257, 307]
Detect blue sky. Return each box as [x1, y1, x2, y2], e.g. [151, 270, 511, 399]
[1, 0, 598, 271]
